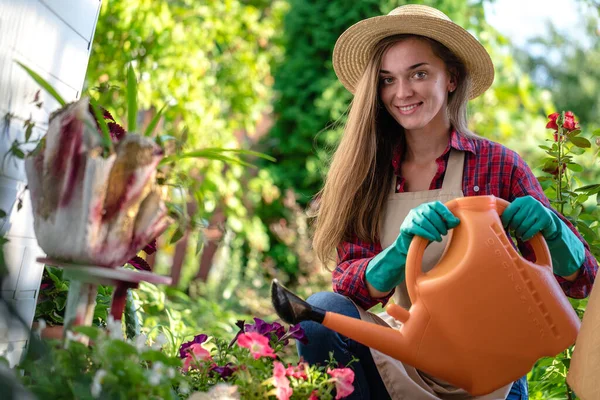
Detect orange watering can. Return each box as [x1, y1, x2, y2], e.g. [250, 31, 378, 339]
[271, 195, 580, 396]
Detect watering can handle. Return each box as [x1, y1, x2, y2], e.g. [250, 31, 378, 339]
[405, 196, 552, 305]
[492, 198, 552, 268]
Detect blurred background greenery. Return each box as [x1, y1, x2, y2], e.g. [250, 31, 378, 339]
[36, 0, 600, 398]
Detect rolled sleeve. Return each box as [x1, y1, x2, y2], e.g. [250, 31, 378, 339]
[333, 237, 394, 310]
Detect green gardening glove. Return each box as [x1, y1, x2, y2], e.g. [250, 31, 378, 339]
[501, 195, 584, 277]
[366, 201, 460, 292]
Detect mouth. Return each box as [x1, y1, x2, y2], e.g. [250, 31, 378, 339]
[395, 102, 422, 115]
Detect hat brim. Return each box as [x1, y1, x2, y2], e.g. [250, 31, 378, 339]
[333, 14, 494, 100]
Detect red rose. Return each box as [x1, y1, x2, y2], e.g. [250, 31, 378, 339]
[563, 111, 579, 131]
[546, 112, 559, 131]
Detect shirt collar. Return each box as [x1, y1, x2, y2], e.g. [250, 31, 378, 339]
[392, 129, 476, 175]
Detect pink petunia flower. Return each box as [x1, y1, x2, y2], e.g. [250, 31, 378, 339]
[179, 334, 209, 358]
[285, 362, 308, 380]
[237, 332, 276, 360]
[327, 367, 355, 399]
[272, 362, 293, 400]
[182, 343, 212, 372]
[308, 391, 319, 400]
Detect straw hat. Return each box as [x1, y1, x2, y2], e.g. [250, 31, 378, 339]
[332, 4, 494, 100]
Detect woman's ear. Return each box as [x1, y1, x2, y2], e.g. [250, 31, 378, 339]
[447, 68, 458, 93]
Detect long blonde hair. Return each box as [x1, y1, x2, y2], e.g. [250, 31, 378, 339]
[312, 34, 477, 266]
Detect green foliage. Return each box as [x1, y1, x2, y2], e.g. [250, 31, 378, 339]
[16, 61, 66, 106]
[17, 328, 185, 400]
[85, 0, 296, 285]
[35, 267, 113, 327]
[537, 113, 600, 257]
[263, 0, 383, 204]
[14, 316, 353, 399]
[528, 112, 599, 399]
[88, 97, 113, 153]
[125, 290, 142, 340]
[133, 282, 254, 355]
[127, 64, 139, 133]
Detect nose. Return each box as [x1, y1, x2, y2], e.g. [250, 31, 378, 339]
[395, 79, 414, 100]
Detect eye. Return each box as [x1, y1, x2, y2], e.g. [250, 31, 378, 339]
[413, 71, 427, 79]
[380, 77, 394, 85]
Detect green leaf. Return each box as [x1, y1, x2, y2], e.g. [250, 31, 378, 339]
[540, 180, 553, 191]
[144, 104, 166, 137]
[569, 136, 591, 148]
[140, 350, 178, 365]
[567, 129, 581, 137]
[569, 146, 586, 155]
[16, 62, 66, 106]
[156, 135, 176, 146]
[72, 325, 102, 340]
[160, 151, 274, 170]
[592, 129, 600, 137]
[575, 184, 600, 193]
[160, 148, 275, 165]
[203, 147, 276, 162]
[196, 231, 205, 255]
[107, 338, 137, 356]
[88, 97, 113, 153]
[566, 163, 583, 172]
[161, 153, 250, 168]
[169, 228, 184, 244]
[24, 122, 34, 142]
[11, 147, 25, 159]
[576, 221, 598, 241]
[575, 194, 589, 203]
[53, 296, 66, 311]
[127, 64, 138, 133]
[124, 289, 140, 340]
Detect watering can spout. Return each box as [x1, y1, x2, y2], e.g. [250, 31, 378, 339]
[270, 280, 417, 365]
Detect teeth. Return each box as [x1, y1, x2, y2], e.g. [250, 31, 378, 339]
[399, 104, 419, 112]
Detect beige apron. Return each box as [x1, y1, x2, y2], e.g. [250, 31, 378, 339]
[356, 149, 513, 399]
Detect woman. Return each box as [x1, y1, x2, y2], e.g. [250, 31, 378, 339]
[299, 4, 598, 400]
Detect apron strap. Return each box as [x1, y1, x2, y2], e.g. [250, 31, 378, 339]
[388, 147, 466, 194]
[441, 149, 465, 190]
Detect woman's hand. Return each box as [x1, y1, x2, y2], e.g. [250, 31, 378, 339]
[399, 201, 461, 243]
[366, 201, 460, 294]
[500, 195, 558, 241]
[501, 195, 584, 278]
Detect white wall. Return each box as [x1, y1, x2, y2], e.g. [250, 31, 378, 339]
[0, 0, 101, 366]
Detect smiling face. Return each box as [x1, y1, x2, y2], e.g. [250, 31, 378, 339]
[379, 37, 456, 136]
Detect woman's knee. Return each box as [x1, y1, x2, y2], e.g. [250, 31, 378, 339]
[306, 291, 360, 319]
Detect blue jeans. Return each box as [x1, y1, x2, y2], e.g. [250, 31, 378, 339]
[297, 292, 528, 400]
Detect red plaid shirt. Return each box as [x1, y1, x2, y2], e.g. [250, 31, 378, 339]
[334, 131, 598, 310]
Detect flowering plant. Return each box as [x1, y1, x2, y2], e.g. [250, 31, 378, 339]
[11, 63, 273, 269]
[15, 322, 185, 399]
[530, 111, 600, 399]
[180, 318, 356, 400]
[538, 110, 600, 245]
[12, 317, 355, 400]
